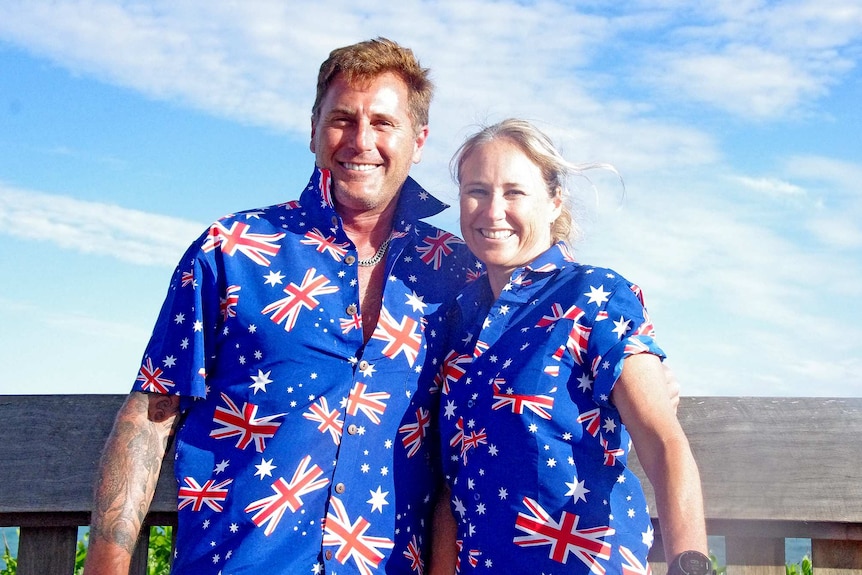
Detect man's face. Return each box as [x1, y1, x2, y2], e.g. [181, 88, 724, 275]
[310, 71, 429, 219]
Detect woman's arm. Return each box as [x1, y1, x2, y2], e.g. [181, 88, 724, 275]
[612, 353, 708, 560]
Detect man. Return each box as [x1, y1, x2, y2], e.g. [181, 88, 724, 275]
[84, 37, 477, 574]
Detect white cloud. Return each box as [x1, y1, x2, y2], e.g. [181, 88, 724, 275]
[0, 183, 205, 266]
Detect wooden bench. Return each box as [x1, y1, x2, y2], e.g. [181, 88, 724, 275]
[1, 395, 861, 574]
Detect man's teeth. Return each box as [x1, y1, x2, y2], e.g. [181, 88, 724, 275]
[343, 163, 377, 171]
[481, 229, 514, 239]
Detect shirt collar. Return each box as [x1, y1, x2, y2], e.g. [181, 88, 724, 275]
[301, 167, 450, 227]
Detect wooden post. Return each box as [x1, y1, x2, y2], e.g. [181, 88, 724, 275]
[16, 526, 77, 575]
[724, 536, 784, 575]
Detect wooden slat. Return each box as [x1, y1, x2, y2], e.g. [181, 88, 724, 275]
[16, 526, 77, 575]
[630, 397, 862, 524]
[0, 395, 176, 515]
[811, 539, 862, 574]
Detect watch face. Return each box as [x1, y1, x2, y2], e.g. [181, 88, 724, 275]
[679, 551, 712, 575]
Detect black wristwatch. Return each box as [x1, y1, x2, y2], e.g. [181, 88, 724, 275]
[667, 551, 714, 575]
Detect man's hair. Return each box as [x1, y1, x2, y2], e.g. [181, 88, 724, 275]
[311, 37, 434, 130]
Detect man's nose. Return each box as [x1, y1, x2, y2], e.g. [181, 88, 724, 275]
[353, 121, 374, 151]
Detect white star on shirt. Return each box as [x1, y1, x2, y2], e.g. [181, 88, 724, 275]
[444, 400, 457, 419]
[367, 486, 389, 513]
[565, 476, 590, 503]
[249, 369, 273, 394]
[405, 291, 427, 313]
[214, 459, 229, 474]
[163, 355, 177, 367]
[254, 458, 276, 479]
[603, 417, 617, 433]
[263, 270, 285, 286]
[174, 313, 185, 324]
[584, 285, 611, 305]
[612, 316, 631, 338]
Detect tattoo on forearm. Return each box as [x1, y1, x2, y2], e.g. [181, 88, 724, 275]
[90, 393, 178, 554]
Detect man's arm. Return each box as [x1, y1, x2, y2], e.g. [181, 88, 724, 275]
[84, 391, 180, 575]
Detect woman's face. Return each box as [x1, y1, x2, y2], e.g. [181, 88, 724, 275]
[459, 138, 561, 294]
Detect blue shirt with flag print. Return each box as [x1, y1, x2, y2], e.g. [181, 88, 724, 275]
[432, 242, 665, 575]
[131, 167, 479, 574]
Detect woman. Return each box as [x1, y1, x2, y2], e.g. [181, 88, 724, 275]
[430, 119, 709, 574]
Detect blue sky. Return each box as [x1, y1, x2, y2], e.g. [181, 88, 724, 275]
[1, 1, 860, 397]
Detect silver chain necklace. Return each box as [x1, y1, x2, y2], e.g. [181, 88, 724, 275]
[357, 236, 393, 267]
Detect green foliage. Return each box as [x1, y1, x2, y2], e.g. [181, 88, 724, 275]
[147, 526, 173, 575]
[786, 555, 813, 575]
[1, 540, 17, 575]
[709, 551, 727, 575]
[0, 525, 173, 575]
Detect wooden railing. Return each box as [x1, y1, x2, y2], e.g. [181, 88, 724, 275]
[1, 395, 861, 575]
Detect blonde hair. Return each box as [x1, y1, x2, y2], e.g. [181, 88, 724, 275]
[312, 37, 433, 131]
[451, 118, 619, 244]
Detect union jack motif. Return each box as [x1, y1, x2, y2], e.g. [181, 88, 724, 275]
[245, 455, 330, 536]
[220, 284, 241, 320]
[577, 408, 602, 437]
[629, 283, 645, 306]
[536, 303, 585, 328]
[466, 267, 484, 282]
[323, 496, 395, 575]
[567, 319, 592, 366]
[320, 168, 334, 207]
[398, 407, 430, 457]
[346, 382, 391, 425]
[416, 230, 460, 270]
[371, 306, 422, 367]
[177, 477, 232, 512]
[472, 339, 489, 358]
[303, 396, 343, 445]
[491, 381, 555, 420]
[210, 392, 286, 452]
[181, 270, 195, 287]
[201, 220, 285, 266]
[300, 228, 350, 261]
[600, 435, 625, 466]
[632, 312, 656, 337]
[261, 267, 339, 331]
[435, 351, 472, 394]
[403, 535, 424, 574]
[340, 313, 362, 334]
[624, 337, 651, 356]
[277, 199, 301, 209]
[620, 545, 652, 575]
[591, 355, 603, 378]
[557, 242, 577, 262]
[514, 497, 614, 572]
[449, 417, 487, 465]
[136, 358, 175, 394]
[455, 540, 482, 573]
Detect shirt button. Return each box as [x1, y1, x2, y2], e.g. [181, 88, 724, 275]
[345, 255, 356, 265]
[467, 399, 475, 407]
[347, 424, 359, 435]
[358, 360, 370, 371]
[325, 550, 333, 560]
[330, 216, 338, 227]
[335, 482, 346, 494]
[346, 304, 358, 315]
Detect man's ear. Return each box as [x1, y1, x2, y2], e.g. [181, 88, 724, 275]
[411, 125, 430, 164]
[309, 117, 317, 154]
